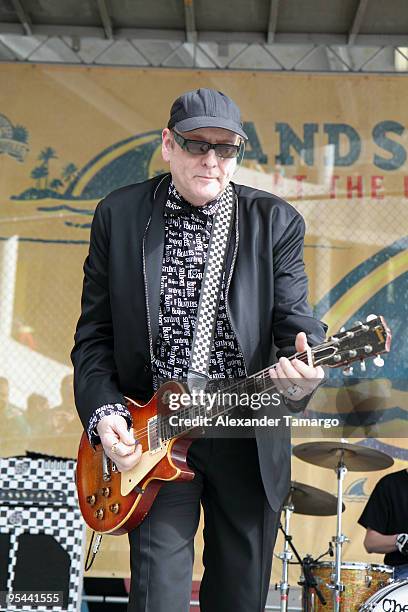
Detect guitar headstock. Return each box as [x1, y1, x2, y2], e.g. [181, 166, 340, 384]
[312, 315, 392, 371]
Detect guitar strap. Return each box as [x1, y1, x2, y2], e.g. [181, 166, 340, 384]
[187, 183, 236, 388]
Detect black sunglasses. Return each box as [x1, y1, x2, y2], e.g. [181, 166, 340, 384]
[172, 130, 241, 159]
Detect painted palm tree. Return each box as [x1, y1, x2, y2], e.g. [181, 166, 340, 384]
[62, 163, 78, 184]
[13, 125, 28, 143]
[38, 147, 58, 188]
[31, 166, 48, 190]
[50, 178, 63, 192]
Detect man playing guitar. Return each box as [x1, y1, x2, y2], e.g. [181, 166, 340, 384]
[72, 88, 326, 612]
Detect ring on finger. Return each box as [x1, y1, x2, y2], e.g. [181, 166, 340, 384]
[111, 441, 119, 454]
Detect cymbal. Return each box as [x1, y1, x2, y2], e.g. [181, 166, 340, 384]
[284, 481, 345, 516]
[293, 441, 394, 471]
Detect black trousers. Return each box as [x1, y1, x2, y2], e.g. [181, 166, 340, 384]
[128, 438, 281, 612]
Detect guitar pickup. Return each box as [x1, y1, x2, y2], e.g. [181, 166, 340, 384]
[147, 415, 162, 453]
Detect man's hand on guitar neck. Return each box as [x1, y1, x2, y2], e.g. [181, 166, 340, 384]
[97, 415, 143, 472]
[269, 332, 325, 402]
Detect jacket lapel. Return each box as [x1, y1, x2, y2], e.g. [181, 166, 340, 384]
[143, 174, 171, 351]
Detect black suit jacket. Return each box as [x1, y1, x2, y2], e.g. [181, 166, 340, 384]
[71, 173, 327, 511]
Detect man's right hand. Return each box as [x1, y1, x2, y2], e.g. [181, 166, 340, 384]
[96, 414, 143, 472]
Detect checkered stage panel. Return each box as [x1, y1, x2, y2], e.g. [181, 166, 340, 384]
[0, 457, 86, 612]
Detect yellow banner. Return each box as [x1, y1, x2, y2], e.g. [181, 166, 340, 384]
[0, 64, 406, 583]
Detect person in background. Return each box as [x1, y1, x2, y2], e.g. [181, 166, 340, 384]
[359, 468, 408, 580]
[0, 376, 29, 440]
[51, 374, 76, 434]
[72, 88, 326, 612]
[26, 393, 52, 437]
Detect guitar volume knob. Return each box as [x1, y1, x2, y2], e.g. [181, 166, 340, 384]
[94, 508, 104, 520]
[101, 487, 111, 497]
[86, 495, 96, 506]
[109, 503, 120, 514]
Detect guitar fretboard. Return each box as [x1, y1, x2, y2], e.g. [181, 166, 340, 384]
[159, 351, 311, 441]
[156, 316, 390, 442]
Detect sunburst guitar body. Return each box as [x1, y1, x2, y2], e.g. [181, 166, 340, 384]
[76, 381, 194, 535]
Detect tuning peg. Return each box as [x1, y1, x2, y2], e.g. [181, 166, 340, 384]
[373, 356, 384, 367]
[360, 360, 366, 372]
[366, 314, 377, 322]
[343, 366, 353, 376]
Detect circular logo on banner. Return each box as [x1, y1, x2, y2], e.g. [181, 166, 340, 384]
[314, 239, 408, 460]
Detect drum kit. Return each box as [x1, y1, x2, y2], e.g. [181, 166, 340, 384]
[275, 440, 406, 611]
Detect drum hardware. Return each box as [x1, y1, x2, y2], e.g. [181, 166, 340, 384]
[277, 521, 329, 612]
[276, 500, 294, 612]
[293, 441, 394, 612]
[333, 460, 348, 610]
[332, 535, 349, 546]
[365, 575, 372, 586]
[300, 555, 328, 611]
[275, 481, 343, 612]
[331, 462, 347, 612]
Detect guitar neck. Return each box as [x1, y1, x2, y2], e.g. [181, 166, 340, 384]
[159, 349, 318, 441]
[158, 315, 391, 441]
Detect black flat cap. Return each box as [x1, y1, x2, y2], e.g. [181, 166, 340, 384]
[168, 88, 248, 140]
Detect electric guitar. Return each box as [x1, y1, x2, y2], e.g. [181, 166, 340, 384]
[76, 315, 391, 535]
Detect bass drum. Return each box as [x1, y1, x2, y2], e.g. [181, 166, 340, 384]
[359, 580, 408, 611]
